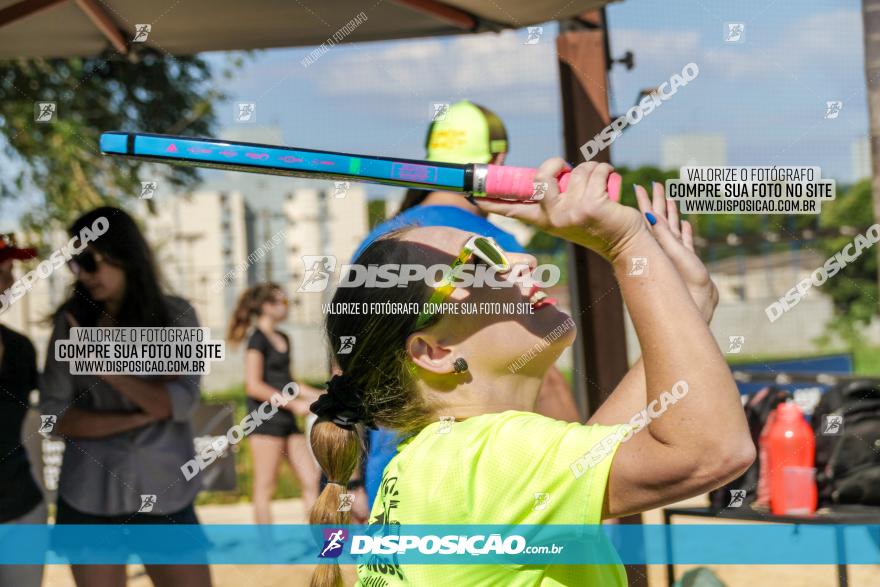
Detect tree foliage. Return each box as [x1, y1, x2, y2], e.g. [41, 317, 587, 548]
[0, 48, 239, 232]
[816, 179, 878, 332]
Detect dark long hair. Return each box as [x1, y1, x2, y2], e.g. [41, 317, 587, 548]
[227, 282, 282, 345]
[397, 188, 432, 214]
[309, 228, 439, 587]
[57, 206, 171, 327]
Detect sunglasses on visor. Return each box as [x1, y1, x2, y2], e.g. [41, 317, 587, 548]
[414, 235, 511, 330]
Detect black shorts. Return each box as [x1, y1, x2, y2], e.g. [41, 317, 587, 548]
[53, 497, 210, 563]
[55, 496, 201, 525]
[246, 397, 302, 437]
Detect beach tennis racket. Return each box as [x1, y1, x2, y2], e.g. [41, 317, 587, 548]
[100, 132, 621, 202]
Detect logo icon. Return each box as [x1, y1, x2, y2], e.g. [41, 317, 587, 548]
[532, 181, 548, 200]
[727, 489, 746, 508]
[297, 255, 337, 293]
[438, 415, 455, 434]
[525, 27, 544, 45]
[236, 102, 256, 123]
[822, 414, 843, 435]
[825, 101, 843, 120]
[338, 336, 356, 355]
[38, 415, 57, 439]
[132, 24, 151, 43]
[431, 103, 450, 122]
[140, 181, 158, 199]
[727, 335, 745, 354]
[333, 181, 350, 199]
[337, 493, 355, 512]
[318, 528, 348, 559]
[34, 102, 57, 123]
[628, 257, 648, 276]
[533, 492, 551, 511]
[724, 23, 745, 43]
[138, 494, 157, 513]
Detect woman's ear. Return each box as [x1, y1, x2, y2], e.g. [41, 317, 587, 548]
[406, 332, 456, 375]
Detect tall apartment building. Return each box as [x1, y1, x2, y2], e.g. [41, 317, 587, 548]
[137, 190, 251, 333]
[852, 136, 871, 182]
[284, 183, 369, 326]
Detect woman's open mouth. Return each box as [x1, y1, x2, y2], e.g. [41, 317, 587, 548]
[528, 286, 557, 310]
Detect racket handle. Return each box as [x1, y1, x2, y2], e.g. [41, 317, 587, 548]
[482, 164, 622, 202]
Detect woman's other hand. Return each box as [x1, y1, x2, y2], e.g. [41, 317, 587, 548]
[633, 182, 719, 322]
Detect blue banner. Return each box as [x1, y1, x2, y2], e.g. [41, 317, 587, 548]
[3, 524, 880, 565]
[732, 353, 853, 417]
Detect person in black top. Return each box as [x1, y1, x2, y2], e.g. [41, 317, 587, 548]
[228, 282, 322, 523]
[0, 233, 46, 587]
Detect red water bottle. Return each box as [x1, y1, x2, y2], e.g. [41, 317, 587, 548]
[767, 401, 817, 515]
[755, 408, 778, 508]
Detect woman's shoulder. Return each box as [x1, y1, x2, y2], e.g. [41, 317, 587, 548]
[0, 323, 35, 354]
[162, 294, 193, 311]
[246, 327, 269, 349]
[161, 295, 199, 326]
[452, 411, 583, 450]
[248, 327, 269, 341]
[472, 410, 558, 430]
[410, 411, 559, 447]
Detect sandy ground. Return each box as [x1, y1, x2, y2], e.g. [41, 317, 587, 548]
[41, 496, 880, 587]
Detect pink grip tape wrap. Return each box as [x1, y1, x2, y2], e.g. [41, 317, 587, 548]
[484, 165, 621, 202]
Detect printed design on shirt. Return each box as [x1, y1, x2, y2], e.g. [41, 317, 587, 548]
[357, 473, 404, 584]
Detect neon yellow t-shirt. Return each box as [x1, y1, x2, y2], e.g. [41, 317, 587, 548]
[355, 410, 627, 587]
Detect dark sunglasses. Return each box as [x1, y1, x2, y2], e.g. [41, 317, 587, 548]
[67, 249, 113, 275]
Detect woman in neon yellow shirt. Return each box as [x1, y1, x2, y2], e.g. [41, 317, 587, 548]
[309, 159, 755, 586]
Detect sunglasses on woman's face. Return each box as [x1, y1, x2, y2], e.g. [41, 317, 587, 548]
[414, 235, 511, 330]
[67, 249, 106, 276]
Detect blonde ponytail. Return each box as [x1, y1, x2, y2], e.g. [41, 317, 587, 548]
[309, 419, 362, 587]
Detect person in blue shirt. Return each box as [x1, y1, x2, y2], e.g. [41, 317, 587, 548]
[353, 100, 579, 505]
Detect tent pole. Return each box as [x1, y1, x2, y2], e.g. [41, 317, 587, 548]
[557, 10, 650, 587]
[0, 0, 67, 29]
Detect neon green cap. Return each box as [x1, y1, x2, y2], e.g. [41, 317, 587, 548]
[425, 100, 509, 165]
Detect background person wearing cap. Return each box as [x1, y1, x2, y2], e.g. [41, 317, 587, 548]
[352, 100, 580, 506]
[0, 234, 46, 587]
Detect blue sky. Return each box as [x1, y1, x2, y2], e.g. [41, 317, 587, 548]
[0, 0, 869, 227]
[200, 0, 866, 189]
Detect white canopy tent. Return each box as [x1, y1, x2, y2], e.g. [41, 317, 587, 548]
[0, 0, 616, 58]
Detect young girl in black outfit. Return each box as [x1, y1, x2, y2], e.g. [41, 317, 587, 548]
[228, 283, 321, 523]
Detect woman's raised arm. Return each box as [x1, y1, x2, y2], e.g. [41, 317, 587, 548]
[476, 159, 754, 518]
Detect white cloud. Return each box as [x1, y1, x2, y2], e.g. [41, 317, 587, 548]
[610, 10, 860, 82]
[308, 28, 561, 114]
[703, 10, 861, 79]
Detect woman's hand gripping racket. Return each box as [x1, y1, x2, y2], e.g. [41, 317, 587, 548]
[475, 159, 640, 260]
[476, 162, 621, 202]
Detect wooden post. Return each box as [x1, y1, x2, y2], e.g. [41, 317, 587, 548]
[557, 11, 649, 587]
[863, 0, 880, 307]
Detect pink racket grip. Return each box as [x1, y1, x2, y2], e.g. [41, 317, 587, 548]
[482, 164, 622, 202]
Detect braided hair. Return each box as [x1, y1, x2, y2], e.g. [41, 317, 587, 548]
[308, 229, 440, 587]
